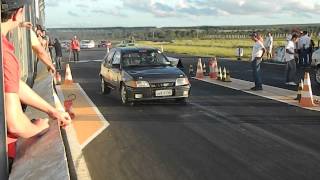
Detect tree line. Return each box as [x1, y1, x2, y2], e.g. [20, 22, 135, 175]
[48, 24, 320, 41]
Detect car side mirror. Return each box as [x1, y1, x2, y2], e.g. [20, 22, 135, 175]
[169, 61, 176, 67]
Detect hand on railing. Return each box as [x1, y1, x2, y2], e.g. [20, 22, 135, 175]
[48, 110, 72, 127]
[47, 64, 56, 74]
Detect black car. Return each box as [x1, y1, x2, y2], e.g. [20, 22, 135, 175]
[99, 46, 191, 105]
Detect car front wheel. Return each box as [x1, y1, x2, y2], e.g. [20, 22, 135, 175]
[175, 97, 188, 105]
[101, 77, 111, 94]
[120, 85, 130, 105]
[316, 66, 320, 85]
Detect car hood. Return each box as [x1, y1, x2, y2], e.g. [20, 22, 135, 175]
[124, 66, 185, 79]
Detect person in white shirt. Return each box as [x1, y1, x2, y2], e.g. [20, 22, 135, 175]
[264, 32, 273, 60]
[285, 34, 298, 85]
[299, 31, 310, 66]
[250, 32, 266, 91]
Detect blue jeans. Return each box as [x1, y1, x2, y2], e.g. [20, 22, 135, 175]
[251, 59, 262, 88]
[301, 49, 309, 66]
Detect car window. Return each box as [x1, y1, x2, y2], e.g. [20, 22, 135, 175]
[112, 51, 121, 65]
[122, 50, 169, 67]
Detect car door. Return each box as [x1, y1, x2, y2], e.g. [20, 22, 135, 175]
[109, 50, 122, 88]
[101, 49, 116, 84]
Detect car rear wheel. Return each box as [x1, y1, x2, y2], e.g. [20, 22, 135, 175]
[316, 66, 320, 85]
[101, 77, 111, 94]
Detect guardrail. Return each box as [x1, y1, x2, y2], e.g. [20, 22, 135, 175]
[9, 63, 70, 180]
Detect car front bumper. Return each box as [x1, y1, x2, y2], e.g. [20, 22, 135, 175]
[126, 85, 191, 101]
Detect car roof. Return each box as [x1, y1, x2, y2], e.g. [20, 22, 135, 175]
[115, 46, 159, 53]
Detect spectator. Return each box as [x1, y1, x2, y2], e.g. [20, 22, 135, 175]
[264, 32, 273, 60]
[298, 31, 310, 66]
[48, 37, 54, 60]
[309, 34, 315, 65]
[1, 0, 71, 160]
[250, 32, 266, 91]
[70, 36, 80, 62]
[35, 24, 47, 49]
[54, 38, 63, 70]
[19, 22, 56, 73]
[284, 34, 298, 85]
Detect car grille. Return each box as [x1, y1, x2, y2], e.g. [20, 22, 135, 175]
[150, 82, 175, 88]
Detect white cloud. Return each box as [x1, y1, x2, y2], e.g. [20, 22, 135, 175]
[46, 0, 320, 27]
[120, 0, 320, 17]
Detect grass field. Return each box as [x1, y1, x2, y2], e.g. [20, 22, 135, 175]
[137, 39, 288, 60]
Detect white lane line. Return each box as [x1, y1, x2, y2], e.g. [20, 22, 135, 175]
[75, 83, 110, 149]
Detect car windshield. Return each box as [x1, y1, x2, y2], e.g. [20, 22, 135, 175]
[122, 50, 170, 67]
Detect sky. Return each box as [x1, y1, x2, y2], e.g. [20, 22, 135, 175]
[45, 0, 320, 28]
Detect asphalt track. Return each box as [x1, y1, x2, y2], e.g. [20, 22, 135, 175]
[63, 49, 320, 180]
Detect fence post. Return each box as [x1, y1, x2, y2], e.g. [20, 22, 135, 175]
[0, 9, 9, 179]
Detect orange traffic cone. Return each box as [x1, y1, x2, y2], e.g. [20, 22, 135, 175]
[224, 68, 232, 82]
[300, 72, 315, 107]
[209, 57, 218, 79]
[64, 64, 73, 85]
[203, 62, 207, 76]
[189, 64, 194, 76]
[216, 67, 220, 80]
[222, 67, 227, 81]
[196, 58, 204, 79]
[55, 72, 62, 85]
[217, 67, 222, 81]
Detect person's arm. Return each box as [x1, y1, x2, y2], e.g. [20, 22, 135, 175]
[5, 93, 49, 138]
[32, 43, 56, 73]
[18, 80, 72, 126]
[261, 47, 266, 58]
[286, 43, 294, 54]
[257, 41, 266, 59]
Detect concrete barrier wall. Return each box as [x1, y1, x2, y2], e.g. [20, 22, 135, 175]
[9, 62, 70, 180]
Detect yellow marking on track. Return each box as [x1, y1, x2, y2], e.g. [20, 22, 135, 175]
[59, 83, 109, 149]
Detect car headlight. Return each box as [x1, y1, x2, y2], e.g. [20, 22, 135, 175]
[128, 81, 150, 88]
[176, 78, 189, 86]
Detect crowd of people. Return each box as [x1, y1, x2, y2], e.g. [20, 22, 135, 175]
[249, 30, 316, 90]
[1, 0, 71, 169]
